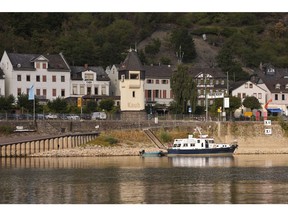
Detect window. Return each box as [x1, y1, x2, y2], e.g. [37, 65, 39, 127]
[52, 89, 56, 97]
[36, 62, 40, 69]
[61, 76, 65, 82]
[130, 73, 139, 79]
[221, 80, 224, 85]
[84, 73, 93, 81]
[275, 84, 280, 89]
[156, 80, 159, 84]
[155, 90, 159, 98]
[183, 143, 188, 147]
[87, 87, 91, 95]
[286, 84, 288, 89]
[162, 80, 168, 84]
[242, 93, 246, 98]
[26, 75, 30, 82]
[253, 93, 257, 97]
[275, 94, 278, 100]
[147, 79, 153, 84]
[163, 90, 167, 98]
[43, 89, 47, 96]
[17, 75, 21, 81]
[215, 80, 219, 85]
[36, 89, 40, 96]
[42, 75, 47, 82]
[61, 89, 65, 97]
[282, 94, 285, 100]
[245, 83, 248, 88]
[94, 87, 98, 95]
[17, 88, 21, 96]
[249, 83, 253, 88]
[36, 75, 40, 82]
[80, 85, 85, 95]
[52, 75, 56, 82]
[132, 91, 135, 97]
[42, 63, 47, 69]
[237, 93, 241, 98]
[258, 93, 262, 99]
[72, 85, 77, 95]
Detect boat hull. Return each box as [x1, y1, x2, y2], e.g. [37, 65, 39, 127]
[167, 145, 238, 157]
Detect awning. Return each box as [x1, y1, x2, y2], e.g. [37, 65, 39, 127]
[267, 108, 282, 113]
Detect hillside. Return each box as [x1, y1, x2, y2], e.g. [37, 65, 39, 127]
[1, 13, 288, 71]
[138, 29, 220, 67]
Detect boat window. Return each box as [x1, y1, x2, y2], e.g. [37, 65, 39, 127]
[190, 143, 195, 147]
[173, 144, 177, 147]
[184, 143, 188, 147]
[177, 144, 181, 147]
[197, 140, 200, 143]
[201, 143, 203, 147]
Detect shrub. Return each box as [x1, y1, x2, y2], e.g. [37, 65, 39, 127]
[160, 131, 172, 143]
[0, 125, 14, 135]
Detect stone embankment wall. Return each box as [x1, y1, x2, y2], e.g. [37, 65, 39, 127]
[217, 122, 288, 154]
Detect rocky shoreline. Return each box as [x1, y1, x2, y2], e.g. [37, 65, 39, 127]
[29, 145, 163, 157]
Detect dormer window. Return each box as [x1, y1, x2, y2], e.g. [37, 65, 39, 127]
[275, 84, 281, 89]
[31, 55, 49, 70]
[84, 73, 94, 81]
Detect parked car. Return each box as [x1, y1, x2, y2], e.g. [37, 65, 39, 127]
[45, 113, 58, 119]
[66, 114, 80, 120]
[91, 112, 107, 120]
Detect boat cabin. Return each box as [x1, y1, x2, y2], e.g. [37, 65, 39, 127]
[172, 135, 230, 150]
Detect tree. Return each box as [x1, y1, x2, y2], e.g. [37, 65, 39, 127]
[0, 95, 15, 113]
[170, 64, 197, 114]
[170, 28, 196, 63]
[242, 96, 261, 110]
[47, 97, 68, 113]
[17, 94, 37, 113]
[99, 99, 115, 112]
[85, 100, 98, 113]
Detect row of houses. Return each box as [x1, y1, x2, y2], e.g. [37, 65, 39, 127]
[1, 49, 287, 117]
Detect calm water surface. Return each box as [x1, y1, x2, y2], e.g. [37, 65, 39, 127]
[1, 155, 288, 204]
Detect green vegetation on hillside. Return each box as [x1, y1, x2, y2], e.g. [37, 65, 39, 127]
[1, 12, 288, 72]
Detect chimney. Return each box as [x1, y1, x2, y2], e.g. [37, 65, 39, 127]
[84, 64, 88, 69]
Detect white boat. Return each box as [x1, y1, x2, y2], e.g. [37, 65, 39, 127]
[167, 128, 238, 156]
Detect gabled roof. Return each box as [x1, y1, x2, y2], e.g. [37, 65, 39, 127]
[188, 67, 227, 78]
[7, 52, 70, 72]
[119, 50, 145, 71]
[70, 65, 110, 81]
[253, 68, 288, 93]
[143, 65, 173, 78]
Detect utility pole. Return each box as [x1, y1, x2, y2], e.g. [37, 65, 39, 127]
[205, 74, 208, 122]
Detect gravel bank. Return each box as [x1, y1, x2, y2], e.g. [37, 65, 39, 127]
[29, 145, 165, 157]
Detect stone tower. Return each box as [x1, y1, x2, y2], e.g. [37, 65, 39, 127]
[119, 49, 146, 121]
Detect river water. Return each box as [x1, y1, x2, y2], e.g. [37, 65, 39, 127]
[1, 155, 288, 204]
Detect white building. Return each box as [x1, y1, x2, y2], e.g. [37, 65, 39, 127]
[231, 80, 268, 117]
[118, 49, 145, 111]
[105, 64, 120, 97]
[144, 65, 174, 111]
[0, 51, 71, 101]
[70, 64, 110, 98]
[0, 68, 5, 96]
[231, 80, 267, 105]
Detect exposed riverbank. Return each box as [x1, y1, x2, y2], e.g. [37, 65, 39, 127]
[2, 121, 288, 157]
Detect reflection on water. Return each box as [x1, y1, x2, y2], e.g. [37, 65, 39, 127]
[169, 156, 235, 167]
[1, 155, 288, 204]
